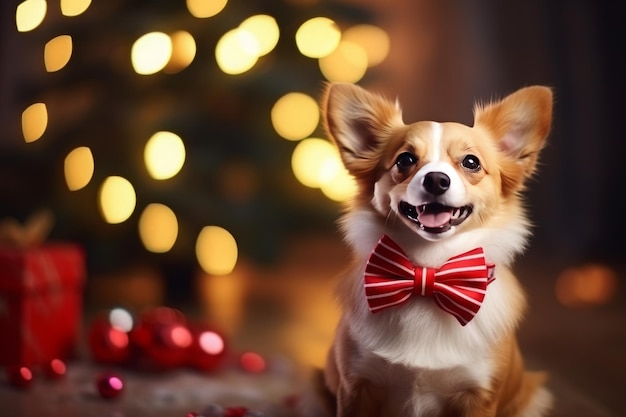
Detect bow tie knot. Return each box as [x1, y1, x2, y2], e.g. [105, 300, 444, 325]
[364, 235, 495, 326]
[415, 266, 437, 297]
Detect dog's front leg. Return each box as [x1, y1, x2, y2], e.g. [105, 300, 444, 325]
[328, 328, 393, 417]
[445, 388, 498, 417]
[336, 379, 388, 417]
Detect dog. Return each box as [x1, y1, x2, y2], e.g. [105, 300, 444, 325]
[318, 83, 553, 417]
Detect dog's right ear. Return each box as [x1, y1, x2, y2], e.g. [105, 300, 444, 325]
[322, 83, 403, 180]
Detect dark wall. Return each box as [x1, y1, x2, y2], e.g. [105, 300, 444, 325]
[489, 1, 625, 263]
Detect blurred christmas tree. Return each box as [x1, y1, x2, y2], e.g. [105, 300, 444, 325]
[1, 0, 389, 281]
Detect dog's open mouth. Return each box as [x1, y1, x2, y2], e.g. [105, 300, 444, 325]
[399, 201, 472, 234]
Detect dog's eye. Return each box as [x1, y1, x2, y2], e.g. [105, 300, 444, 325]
[462, 154, 481, 171]
[395, 152, 418, 170]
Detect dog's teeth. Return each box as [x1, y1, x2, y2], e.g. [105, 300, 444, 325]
[459, 207, 465, 217]
[418, 205, 426, 214]
[452, 208, 459, 218]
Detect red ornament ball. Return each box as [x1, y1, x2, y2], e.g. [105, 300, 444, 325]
[45, 358, 67, 379]
[6, 365, 33, 389]
[224, 406, 249, 417]
[88, 315, 131, 365]
[129, 307, 192, 370]
[96, 372, 125, 399]
[188, 325, 228, 372]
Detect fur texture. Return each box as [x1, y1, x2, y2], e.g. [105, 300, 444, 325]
[318, 83, 553, 417]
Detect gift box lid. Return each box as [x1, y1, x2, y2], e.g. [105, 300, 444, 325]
[0, 243, 85, 293]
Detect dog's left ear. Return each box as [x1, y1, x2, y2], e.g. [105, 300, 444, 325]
[322, 83, 403, 182]
[474, 86, 553, 194]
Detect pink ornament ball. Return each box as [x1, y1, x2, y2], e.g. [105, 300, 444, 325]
[96, 372, 125, 399]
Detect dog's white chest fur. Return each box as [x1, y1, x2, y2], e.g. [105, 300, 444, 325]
[344, 309, 496, 416]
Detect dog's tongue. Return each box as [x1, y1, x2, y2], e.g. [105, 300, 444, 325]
[418, 208, 452, 228]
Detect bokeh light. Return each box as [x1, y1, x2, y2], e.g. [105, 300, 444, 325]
[291, 138, 356, 201]
[556, 264, 618, 308]
[165, 30, 196, 73]
[319, 40, 368, 83]
[44, 35, 73, 72]
[271, 92, 319, 141]
[108, 308, 134, 333]
[239, 351, 266, 373]
[22, 102, 48, 143]
[239, 15, 280, 57]
[186, 0, 227, 18]
[196, 226, 238, 275]
[48, 359, 67, 377]
[198, 331, 225, 355]
[295, 17, 341, 58]
[16, 0, 47, 32]
[99, 176, 136, 224]
[144, 131, 186, 180]
[64, 146, 94, 191]
[168, 325, 193, 348]
[291, 138, 337, 188]
[320, 165, 356, 202]
[342, 24, 390, 67]
[60, 0, 91, 17]
[131, 32, 172, 75]
[215, 28, 259, 75]
[138, 203, 179, 253]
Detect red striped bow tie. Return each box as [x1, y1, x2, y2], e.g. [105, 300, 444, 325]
[364, 235, 495, 326]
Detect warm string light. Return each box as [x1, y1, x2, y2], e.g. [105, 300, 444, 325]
[343, 24, 390, 68]
[240, 15, 280, 56]
[215, 28, 259, 75]
[196, 226, 238, 276]
[186, 0, 227, 19]
[138, 204, 179, 253]
[60, 0, 91, 17]
[64, 146, 94, 191]
[99, 176, 136, 224]
[319, 40, 368, 83]
[44, 35, 73, 72]
[215, 15, 280, 75]
[144, 131, 186, 180]
[131, 32, 172, 75]
[21, 103, 48, 143]
[271, 92, 319, 141]
[165, 31, 197, 74]
[16, 0, 47, 32]
[295, 17, 341, 58]
[290, 138, 356, 202]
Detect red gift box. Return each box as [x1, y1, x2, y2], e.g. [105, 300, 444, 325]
[0, 244, 85, 367]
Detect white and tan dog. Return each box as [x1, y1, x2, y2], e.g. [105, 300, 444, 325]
[319, 83, 553, 417]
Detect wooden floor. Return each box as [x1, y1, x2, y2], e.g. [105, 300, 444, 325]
[1, 234, 623, 416]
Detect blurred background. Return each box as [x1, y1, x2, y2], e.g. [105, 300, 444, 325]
[0, 0, 624, 415]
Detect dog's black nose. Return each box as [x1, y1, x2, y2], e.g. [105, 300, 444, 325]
[423, 172, 450, 195]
